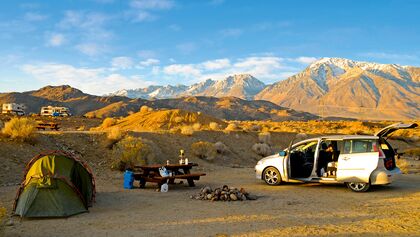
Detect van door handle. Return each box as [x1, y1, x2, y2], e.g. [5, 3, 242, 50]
[342, 157, 350, 161]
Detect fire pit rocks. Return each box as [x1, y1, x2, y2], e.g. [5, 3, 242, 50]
[190, 185, 257, 201]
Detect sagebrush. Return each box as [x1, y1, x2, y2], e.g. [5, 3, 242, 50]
[1, 117, 36, 142]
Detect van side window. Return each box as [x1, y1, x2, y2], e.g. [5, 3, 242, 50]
[343, 139, 377, 154]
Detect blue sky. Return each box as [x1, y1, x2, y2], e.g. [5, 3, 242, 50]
[0, 0, 419, 95]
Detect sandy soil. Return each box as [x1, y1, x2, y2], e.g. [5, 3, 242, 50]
[0, 128, 419, 237]
[1, 164, 419, 237]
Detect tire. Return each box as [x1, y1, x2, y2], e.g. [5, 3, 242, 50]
[263, 167, 282, 185]
[346, 182, 371, 192]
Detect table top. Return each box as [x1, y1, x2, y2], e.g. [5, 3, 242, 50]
[134, 163, 198, 170]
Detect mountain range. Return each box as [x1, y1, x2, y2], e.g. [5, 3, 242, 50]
[109, 58, 420, 120]
[0, 85, 317, 121]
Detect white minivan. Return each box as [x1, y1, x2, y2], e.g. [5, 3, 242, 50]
[255, 123, 418, 192]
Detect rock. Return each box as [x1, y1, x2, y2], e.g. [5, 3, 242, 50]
[206, 194, 213, 200]
[6, 219, 13, 226]
[222, 185, 229, 191]
[202, 186, 212, 194]
[230, 194, 238, 201]
[241, 194, 247, 201]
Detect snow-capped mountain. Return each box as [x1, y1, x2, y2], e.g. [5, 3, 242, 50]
[109, 74, 266, 100]
[255, 57, 420, 120]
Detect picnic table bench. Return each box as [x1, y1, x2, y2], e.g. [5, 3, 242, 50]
[133, 163, 206, 188]
[36, 122, 60, 131]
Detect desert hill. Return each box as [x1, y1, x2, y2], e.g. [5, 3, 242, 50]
[0, 85, 317, 121]
[0, 85, 135, 115]
[85, 96, 318, 121]
[105, 108, 227, 131]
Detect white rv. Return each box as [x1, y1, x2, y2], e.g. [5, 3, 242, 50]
[40, 106, 71, 117]
[2, 103, 26, 116]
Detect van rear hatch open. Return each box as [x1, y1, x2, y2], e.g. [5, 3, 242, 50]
[374, 123, 418, 138]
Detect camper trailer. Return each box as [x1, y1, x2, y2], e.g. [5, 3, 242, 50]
[2, 103, 26, 116]
[40, 106, 71, 117]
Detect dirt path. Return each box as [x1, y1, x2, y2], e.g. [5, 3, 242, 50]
[1, 165, 419, 237]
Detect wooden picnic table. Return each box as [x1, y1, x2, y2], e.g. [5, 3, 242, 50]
[36, 122, 60, 131]
[133, 163, 206, 188]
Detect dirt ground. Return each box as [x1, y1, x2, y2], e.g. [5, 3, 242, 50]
[0, 128, 419, 237]
[1, 164, 419, 237]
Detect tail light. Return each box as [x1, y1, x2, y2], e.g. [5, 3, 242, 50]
[378, 148, 386, 159]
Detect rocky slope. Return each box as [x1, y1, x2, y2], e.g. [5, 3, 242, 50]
[255, 58, 420, 120]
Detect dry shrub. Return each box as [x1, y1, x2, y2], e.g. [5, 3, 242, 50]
[106, 127, 125, 149]
[252, 143, 272, 157]
[174, 116, 184, 123]
[225, 123, 239, 132]
[111, 136, 154, 171]
[214, 141, 228, 154]
[193, 123, 202, 131]
[181, 125, 194, 136]
[76, 126, 85, 131]
[102, 117, 117, 128]
[2, 117, 36, 142]
[139, 105, 151, 113]
[397, 158, 411, 174]
[250, 124, 262, 132]
[258, 132, 271, 144]
[169, 127, 180, 134]
[209, 122, 220, 131]
[0, 207, 6, 221]
[191, 141, 216, 160]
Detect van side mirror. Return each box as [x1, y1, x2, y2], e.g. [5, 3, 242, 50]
[279, 151, 287, 156]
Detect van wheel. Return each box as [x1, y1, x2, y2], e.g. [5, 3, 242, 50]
[346, 182, 370, 192]
[263, 167, 281, 185]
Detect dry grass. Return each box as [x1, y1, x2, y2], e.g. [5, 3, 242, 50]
[238, 120, 420, 138]
[111, 136, 154, 171]
[225, 122, 240, 132]
[396, 158, 411, 174]
[1, 117, 36, 142]
[209, 122, 220, 131]
[181, 125, 194, 136]
[139, 105, 153, 113]
[191, 141, 216, 160]
[102, 117, 117, 128]
[193, 122, 202, 131]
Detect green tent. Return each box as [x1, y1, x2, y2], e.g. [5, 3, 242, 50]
[13, 151, 96, 218]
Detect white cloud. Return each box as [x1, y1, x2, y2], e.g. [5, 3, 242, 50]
[128, 0, 175, 22]
[220, 28, 243, 37]
[24, 12, 48, 21]
[130, 0, 175, 10]
[75, 43, 106, 56]
[137, 50, 157, 59]
[293, 56, 318, 64]
[169, 24, 181, 31]
[163, 64, 201, 77]
[21, 63, 151, 95]
[47, 33, 65, 47]
[111, 57, 134, 70]
[131, 11, 156, 22]
[201, 59, 230, 70]
[139, 58, 160, 67]
[176, 42, 197, 54]
[361, 52, 419, 61]
[161, 56, 293, 82]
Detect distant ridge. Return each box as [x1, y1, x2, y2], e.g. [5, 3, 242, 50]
[110, 57, 420, 120]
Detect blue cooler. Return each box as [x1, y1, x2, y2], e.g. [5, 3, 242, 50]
[123, 170, 134, 189]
